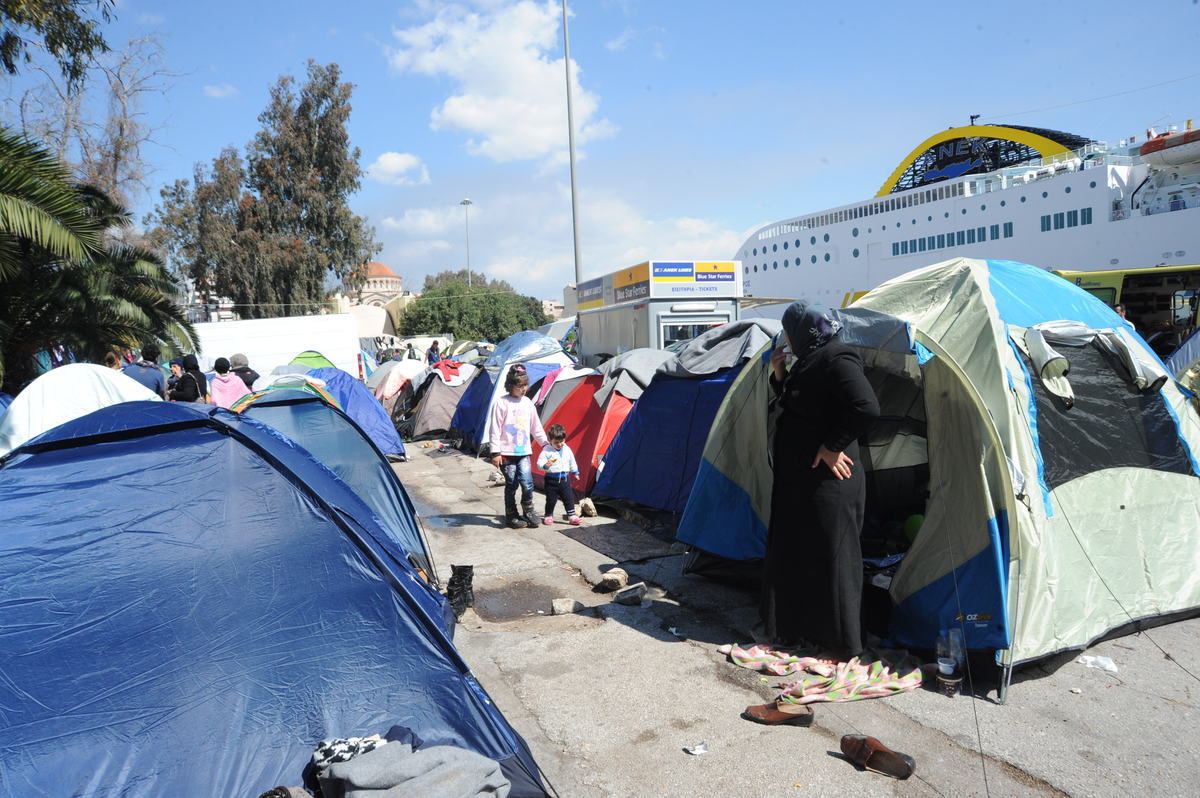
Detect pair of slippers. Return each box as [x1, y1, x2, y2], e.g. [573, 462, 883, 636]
[741, 704, 915, 780]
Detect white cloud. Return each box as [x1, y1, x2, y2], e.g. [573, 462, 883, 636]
[605, 27, 636, 51]
[203, 83, 239, 99]
[382, 207, 462, 236]
[387, 0, 616, 164]
[368, 152, 431, 186]
[138, 13, 165, 24]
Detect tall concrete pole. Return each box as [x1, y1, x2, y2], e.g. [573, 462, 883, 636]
[561, 0, 583, 284]
[460, 198, 473, 288]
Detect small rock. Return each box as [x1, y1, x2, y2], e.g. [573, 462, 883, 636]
[599, 568, 628, 592]
[551, 598, 581, 615]
[613, 581, 647, 606]
[578, 497, 597, 517]
[1069, 687, 1083, 694]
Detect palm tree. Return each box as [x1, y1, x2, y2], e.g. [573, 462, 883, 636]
[0, 127, 195, 393]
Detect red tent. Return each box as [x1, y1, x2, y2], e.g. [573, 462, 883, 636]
[533, 374, 632, 496]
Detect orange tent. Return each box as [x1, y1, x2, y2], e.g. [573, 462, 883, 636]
[533, 374, 632, 496]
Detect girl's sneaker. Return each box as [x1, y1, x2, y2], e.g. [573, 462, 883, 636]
[569, 516, 582, 526]
[542, 516, 554, 525]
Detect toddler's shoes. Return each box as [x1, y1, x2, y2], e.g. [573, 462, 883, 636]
[569, 516, 582, 526]
[542, 516, 555, 525]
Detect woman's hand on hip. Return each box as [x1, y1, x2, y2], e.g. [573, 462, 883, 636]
[813, 445, 853, 480]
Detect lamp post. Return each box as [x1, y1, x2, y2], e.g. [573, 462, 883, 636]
[560, 0, 582, 283]
[460, 198, 473, 288]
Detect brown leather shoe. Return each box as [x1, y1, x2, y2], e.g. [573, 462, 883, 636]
[741, 702, 814, 727]
[840, 734, 915, 779]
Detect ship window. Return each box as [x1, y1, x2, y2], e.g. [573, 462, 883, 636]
[927, 235, 936, 249]
[852, 227, 859, 237]
[795, 239, 801, 247]
[990, 224, 1000, 240]
[901, 241, 909, 255]
[745, 266, 749, 274]
[1053, 212, 1065, 230]
[909, 239, 917, 251]
[773, 261, 779, 269]
[1040, 215, 1052, 232]
[1042, 191, 1049, 198]
[1021, 196, 1027, 203]
[823, 233, 830, 243]
[977, 226, 986, 241]
[824, 253, 831, 262]
[961, 208, 967, 215]
[853, 248, 860, 258]
[912, 219, 917, 225]
[1003, 222, 1014, 238]
[1081, 207, 1093, 225]
[1065, 186, 1072, 194]
[981, 204, 986, 211]
[937, 234, 946, 248]
[1066, 210, 1079, 228]
[772, 244, 778, 252]
[1090, 181, 1097, 189]
[784, 259, 789, 267]
[811, 236, 817, 245]
[967, 228, 976, 244]
[812, 255, 818, 264]
[892, 243, 900, 256]
[753, 248, 758, 256]
[919, 238, 927, 252]
[944, 212, 950, 218]
[753, 265, 758, 272]
[783, 241, 788, 249]
[1000, 200, 1006, 207]
[956, 231, 966, 245]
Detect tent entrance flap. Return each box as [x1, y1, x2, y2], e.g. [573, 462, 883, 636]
[883, 355, 1011, 652]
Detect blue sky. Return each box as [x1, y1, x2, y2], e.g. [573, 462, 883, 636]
[11, 0, 1200, 300]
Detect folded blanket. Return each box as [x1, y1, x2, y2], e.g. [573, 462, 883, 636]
[719, 643, 922, 704]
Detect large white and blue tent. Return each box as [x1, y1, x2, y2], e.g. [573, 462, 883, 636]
[0, 402, 549, 796]
[678, 258, 1200, 686]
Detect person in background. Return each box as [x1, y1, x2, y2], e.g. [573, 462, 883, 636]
[537, 423, 581, 526]
[489, 365, 550, 529]
[167, 358, 183, 393]
[1114, 303, 1137, 331]
[208, 357, 251, 409]
[406, 343, 421, 360]
[168, 354, 208, 403]
[103, 351, 122, 370]
[228, 353, 259, 390]
[121, 343, 167, 398]
[426, 340, 441, 364]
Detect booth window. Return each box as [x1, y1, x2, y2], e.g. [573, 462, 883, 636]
[1020, 344, 1192, 489]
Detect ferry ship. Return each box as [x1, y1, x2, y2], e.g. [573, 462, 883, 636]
[738, 122, 1200, 305]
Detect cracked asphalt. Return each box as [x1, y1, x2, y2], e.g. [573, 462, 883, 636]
[397, 445, 1200, 797]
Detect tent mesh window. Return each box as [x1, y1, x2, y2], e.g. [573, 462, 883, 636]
[1020, 343, 1193, 489]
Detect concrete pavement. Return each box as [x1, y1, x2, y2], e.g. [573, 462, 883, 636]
[398, 444, 1200, 797]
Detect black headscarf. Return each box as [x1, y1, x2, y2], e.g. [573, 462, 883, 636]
[181, 353, 207, 399]
[781, 299, 842, 357]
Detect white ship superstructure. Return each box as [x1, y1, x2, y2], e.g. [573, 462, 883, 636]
[739, 123, 1200, 304]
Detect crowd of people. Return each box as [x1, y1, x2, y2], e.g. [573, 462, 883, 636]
[105, 343, 262, 409]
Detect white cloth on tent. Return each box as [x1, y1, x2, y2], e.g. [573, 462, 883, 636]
[0, 364, 161, 456]
[368, 359, 429, 400]
[1015, 321, 1171, 404]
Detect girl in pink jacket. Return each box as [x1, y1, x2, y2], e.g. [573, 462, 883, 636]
[489, 365, 550, 528]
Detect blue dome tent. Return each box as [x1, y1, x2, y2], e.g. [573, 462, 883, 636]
[306, 367, 407, 458]
[0, 402, 548, 796]
[236, 387, 439, 587]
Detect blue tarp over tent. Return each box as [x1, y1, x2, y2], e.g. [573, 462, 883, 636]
[594, 367, 739, 513]
[0, 391, 11, 413]
[238, 388, 438, 587]
[450, 367, 494, 446]
[0, 402, 547, 797]
[307, 367, 406, 457]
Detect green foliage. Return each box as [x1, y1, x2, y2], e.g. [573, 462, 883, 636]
[0, 127, 195, 392]
[423, 269, 513, 294]
[145, 61, 380, 318]
[0, 0, 114, 83]
[400, 282, 548, 342]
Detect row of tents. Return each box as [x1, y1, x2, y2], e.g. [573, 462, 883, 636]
[0, 352, 552, 795]
[377, 258, 1200, 697]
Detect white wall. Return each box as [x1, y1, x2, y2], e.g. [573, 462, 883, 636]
[192, 313, 361, 376]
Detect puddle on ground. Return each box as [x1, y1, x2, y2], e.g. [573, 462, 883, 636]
[474, 580, 561, 621]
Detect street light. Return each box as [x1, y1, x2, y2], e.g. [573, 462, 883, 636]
[560, 0, 582, 283]
[460, 198, 473, 288]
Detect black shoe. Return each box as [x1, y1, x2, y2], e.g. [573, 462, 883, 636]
[521, 502, 539, 528]
[505, 507, 522, 529]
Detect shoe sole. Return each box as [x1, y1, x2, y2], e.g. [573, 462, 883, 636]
[840, 735, 915, 779]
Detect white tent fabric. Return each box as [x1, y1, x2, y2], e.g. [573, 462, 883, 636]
[0, 364, 161, 456]
[368, 359, 430, 400]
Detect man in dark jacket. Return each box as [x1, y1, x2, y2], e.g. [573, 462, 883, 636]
[229, 353, 260, 390]
[121, 342, 167, 398]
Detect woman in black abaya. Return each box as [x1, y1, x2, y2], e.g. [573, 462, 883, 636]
[760, 299, 879, 662]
